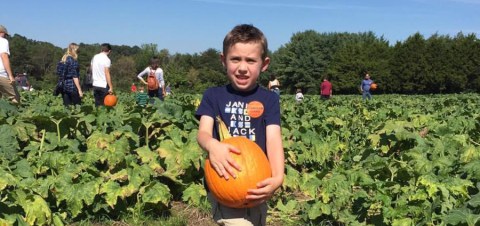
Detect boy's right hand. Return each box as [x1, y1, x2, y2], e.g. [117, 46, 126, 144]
[207, 141, 242, 180]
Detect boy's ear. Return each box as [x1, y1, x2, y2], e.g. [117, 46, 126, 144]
[261, 57, 270, 72]
[220, 53, 226, 68]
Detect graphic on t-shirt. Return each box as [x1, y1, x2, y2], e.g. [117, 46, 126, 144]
[246, 101, 264, 119]
[224, 101, 259, 141]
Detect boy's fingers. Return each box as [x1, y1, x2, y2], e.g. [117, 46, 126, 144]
[228, 145, 241, 154]
[227, 158, 242, 172]
[223, 164, 237, 179]
[213, 162, 230, 180]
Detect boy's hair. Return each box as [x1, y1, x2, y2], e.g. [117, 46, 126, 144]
[223, 24, 268, 60]
[101, 43, 112, 52]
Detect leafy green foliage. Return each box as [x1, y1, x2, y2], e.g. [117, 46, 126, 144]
[2, 91, 480, 225]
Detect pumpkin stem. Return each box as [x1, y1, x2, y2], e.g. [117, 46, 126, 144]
[216, 116, 232, 141]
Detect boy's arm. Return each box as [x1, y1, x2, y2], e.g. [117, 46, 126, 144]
[265, 124, 285, 190]
[197, 115, 219, 153]
[246, 124, 284, 204]
[197, 115, 241, 180]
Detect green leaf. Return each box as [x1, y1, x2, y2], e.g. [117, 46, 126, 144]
[444, 209, 480, 226]
[100, 180, 123, 208]
[140, 182, 171, 206]
[391, 218, 413, 226]
[308, 202, 331, 219]
[182, 183, 207, 206]
[23, 195, 52, 226]
[276, 199, 298, 215]
[0, 124, 20, 160]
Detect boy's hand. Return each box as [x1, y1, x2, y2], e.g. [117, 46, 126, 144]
[207, 142, 242, 180]
[245, 176, 283, 205]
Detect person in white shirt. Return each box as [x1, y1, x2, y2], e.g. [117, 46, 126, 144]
[0, 25, 20, 104]
[91, 43, 113, 106]
[137, 57, 165, 102]
[295, 88, 304, 102]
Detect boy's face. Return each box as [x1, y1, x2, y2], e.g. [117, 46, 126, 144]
[221, 42, 270, 92]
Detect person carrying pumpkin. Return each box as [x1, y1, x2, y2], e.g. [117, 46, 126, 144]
[360, 72, 374, 100]
[91, 43, 113, 106]
[196, 24, 284, 226]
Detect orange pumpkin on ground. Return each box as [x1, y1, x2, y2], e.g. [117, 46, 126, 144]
[370, 83, 378, 91]
[204, 117, 271, 208]
[104, 94, 118, 107]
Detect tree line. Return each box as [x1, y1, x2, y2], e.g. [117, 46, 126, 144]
[8, 30, 480, 95]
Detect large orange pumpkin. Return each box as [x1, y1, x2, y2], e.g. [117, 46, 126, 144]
[370, 83, 378, 91]
[104, 94, 117, 107]
[204, 117, 271, 208]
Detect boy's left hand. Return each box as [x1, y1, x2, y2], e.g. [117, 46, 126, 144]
[245, 177, 282, 206]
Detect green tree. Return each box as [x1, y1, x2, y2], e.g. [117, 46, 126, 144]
[110, 56, 137, 91]
[390, 33, 429, 94]
[451, 33, 480, 92]
[327, 32, 391, 94]
[271, 30, 329, 94]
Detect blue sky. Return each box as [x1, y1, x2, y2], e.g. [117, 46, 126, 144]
[2, 0, 479, 54]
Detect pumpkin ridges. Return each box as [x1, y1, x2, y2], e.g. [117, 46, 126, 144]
[205, 136, 271, 208]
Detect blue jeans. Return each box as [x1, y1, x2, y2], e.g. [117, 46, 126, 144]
[148, 88, 164, 104]
[362, 91, 372, 100]
[93, 86, 109, 106]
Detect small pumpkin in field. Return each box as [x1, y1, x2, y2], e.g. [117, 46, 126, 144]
[104, 94, 118, 107]
[204, 116, 271, 208]
[370, 83, 378, 91]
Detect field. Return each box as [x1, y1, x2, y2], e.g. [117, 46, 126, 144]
[1, 91, 480, 226]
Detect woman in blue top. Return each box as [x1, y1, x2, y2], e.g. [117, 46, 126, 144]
[360, 72, 373, 100]
[57, 43, 83, 106]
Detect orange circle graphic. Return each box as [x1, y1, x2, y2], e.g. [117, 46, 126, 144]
[247, 101, 264, 118]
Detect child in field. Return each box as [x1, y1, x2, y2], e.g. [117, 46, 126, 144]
[135, 86, 149, 107]
[295, 88, 304, 102]
[196, 24, 284, 226]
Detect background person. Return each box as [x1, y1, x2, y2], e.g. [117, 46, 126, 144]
[196, 24, 284, 226]
[268, 74, 280, 95]
[130, 82, 137, 92]
[91, 43, 113, 106]
[137, 57, 165, 102]
[16, 72, 31, 91]
[82, 64, 93, 92]
[57, 43, 83, 106]
[0, 25, 20, 104]
[135, 86, 149, 107]
[320, 77, 332, 99]
[295, 88, 304, 102]
[360, 72, 374, 100]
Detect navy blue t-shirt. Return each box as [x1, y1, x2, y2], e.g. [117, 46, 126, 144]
[195, 84, 281, 154]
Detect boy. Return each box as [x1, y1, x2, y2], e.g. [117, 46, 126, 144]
[196, 24, 284, 226]
[136, 86, 149, 107]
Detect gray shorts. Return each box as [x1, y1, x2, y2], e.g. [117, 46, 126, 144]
[207, 193, 268, 226]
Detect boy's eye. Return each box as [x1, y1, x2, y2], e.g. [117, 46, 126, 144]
[229, 58, 240, 63]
